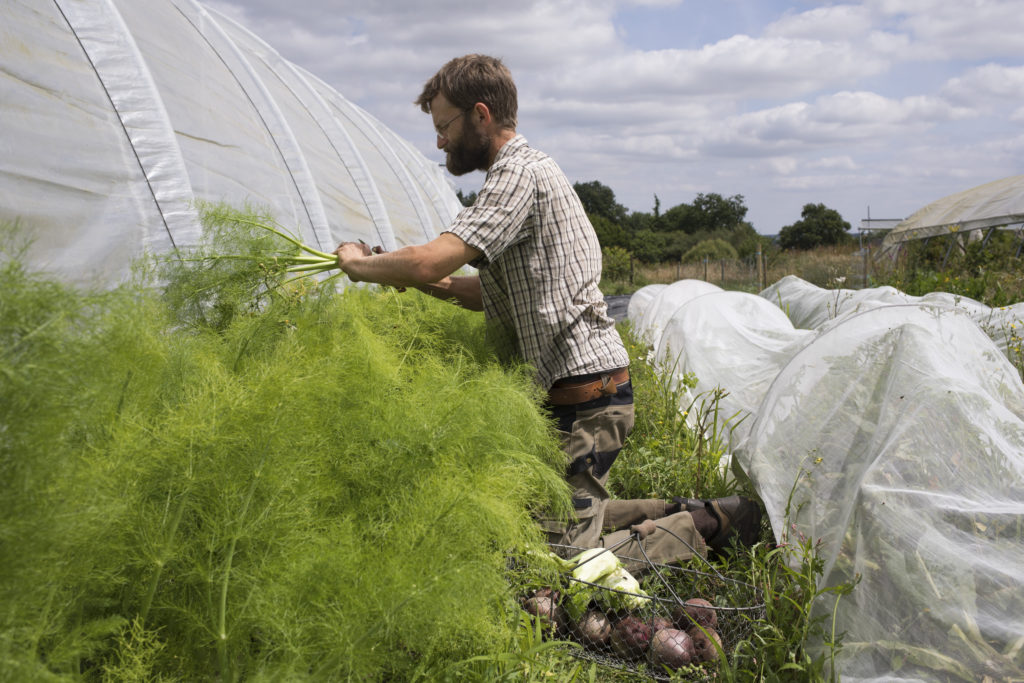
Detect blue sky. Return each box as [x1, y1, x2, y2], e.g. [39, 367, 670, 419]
[209, 0, 1024, 234]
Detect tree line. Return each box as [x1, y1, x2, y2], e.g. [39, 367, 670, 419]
[458, 181, 854, 263]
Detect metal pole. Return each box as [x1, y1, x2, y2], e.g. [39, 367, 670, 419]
[981, 226, 996, 248]
[941, 234, 956, 271]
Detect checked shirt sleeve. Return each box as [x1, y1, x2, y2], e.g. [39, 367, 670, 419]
[445, 160, 535, 266]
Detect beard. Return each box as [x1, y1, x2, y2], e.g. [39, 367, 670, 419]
[445, 121, 491, 176]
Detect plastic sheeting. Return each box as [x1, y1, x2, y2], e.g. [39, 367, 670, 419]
[763, 275, 1024, 363]
[880, 175, 1024, 252]
[1, 0, 461, 286]
[629, 280, 1024, 682]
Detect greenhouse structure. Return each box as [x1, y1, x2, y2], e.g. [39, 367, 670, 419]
[1, 0, 461, 287]
[879, 174, 1024, 260]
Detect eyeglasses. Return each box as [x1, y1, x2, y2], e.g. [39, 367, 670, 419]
[434, 110, 464, 140]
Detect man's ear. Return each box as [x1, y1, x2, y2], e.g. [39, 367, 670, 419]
[472, 101, 492, 126]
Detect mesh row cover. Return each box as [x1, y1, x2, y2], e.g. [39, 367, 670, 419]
[762, 274, 1024, 360]
[628, 280, 1024, 682]
[1, 0, 461, 286]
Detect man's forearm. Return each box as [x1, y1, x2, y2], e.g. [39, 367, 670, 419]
[413, 275, 483, 311]
[336, 233, 482, 296]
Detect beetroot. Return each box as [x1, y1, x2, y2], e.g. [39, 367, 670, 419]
[649, 627, 695, 670]
[573, 609, 612, 648]
[650, 615, 673, 633]
[522, 595, 565, 634]
[687, 625, 723, 663]
[673, 597, 718, 630]
[610, 615, 652, 659]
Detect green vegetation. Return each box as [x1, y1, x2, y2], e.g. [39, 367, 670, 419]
[576, 182, 768, 264]
[0, 217, 569, 681]
[0, 209, 854, 682]
[682, 239, 738, 263]
[777, 204, 853, 251]
[874, 229, 1024, 308]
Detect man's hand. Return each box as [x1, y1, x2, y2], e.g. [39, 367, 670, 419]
[629, 519, 659, 540]
[334, 241, 373, 280]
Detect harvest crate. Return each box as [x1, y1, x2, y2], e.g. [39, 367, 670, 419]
[524, 543, 765, 681]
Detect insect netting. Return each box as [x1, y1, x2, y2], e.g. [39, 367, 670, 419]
[629, 278, 1024, 682]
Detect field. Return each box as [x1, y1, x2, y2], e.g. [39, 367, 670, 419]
[13, 215, 1021, 681]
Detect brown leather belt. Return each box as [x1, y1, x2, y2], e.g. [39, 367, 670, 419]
[547, 367, 630, 405]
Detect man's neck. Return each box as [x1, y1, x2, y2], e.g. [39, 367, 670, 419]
[487, 129, 518, 168]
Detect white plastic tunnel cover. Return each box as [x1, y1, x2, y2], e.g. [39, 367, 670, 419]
[628, 280, 1024, 682]
[1, 0, 461, 286]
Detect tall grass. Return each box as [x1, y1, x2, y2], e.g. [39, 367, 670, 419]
[603, 245, 865, 295]
[873, 229, 1024, 307]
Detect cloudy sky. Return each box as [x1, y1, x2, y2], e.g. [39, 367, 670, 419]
[207, 0, 1023, 235]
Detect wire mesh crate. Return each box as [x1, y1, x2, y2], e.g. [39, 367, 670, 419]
[521, 541, 765, 681]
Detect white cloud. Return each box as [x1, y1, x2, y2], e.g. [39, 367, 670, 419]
[809, 156, 860, 170]
[699, 90, 974, 158]
[869, 0, 1024, 59]
[547, 34, 890, 104]
[942, 64, 1024, 104]
[202, 0, 1024, 231]
[770, 156, 799, 174]
[765, 5, 874, 40]
[622, 0, 683, 6]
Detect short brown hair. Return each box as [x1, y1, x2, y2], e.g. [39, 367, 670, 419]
[415, 54, 518, 130]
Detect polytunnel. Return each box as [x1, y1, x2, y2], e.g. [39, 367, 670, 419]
[1, 0, 461, 286]
[878, 175, 1024, 258]
[629, 279, 1024, 682]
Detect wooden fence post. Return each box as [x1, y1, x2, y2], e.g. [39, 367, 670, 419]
[863, 246, 869, 288]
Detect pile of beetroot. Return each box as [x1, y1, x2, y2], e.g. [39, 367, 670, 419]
[523, 588, 725, 673]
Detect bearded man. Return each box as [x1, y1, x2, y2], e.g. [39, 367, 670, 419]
[334, 54, 760, 563]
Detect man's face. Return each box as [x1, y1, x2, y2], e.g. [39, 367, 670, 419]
[431, 95, 490, 176]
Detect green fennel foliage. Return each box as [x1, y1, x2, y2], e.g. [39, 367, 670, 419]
[0, 216, 571, 681]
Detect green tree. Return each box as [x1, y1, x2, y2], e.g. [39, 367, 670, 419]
[778, 203, 852, 249]
[573, 180, 628, 224]
[590, 214, 631, 250]
[730, 222, 767, 259]
[456, 189, 477, 207]
[658, 203, 694, 233]
[601, 246, 632, 281]
[654, 193, 748, 235]
[692, 193, 748, 232]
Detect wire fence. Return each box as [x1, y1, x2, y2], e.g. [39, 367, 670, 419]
[628, 246, 880, 293]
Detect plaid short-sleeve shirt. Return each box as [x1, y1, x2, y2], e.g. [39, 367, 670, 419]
[445, 135, 629, 390]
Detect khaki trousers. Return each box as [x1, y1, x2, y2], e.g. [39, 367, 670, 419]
[542, 387, 707, 566]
